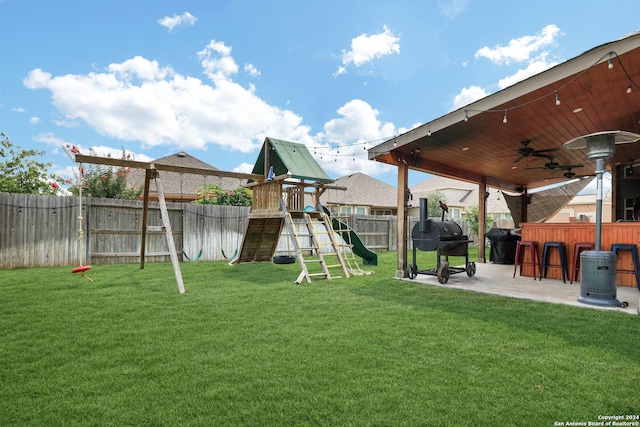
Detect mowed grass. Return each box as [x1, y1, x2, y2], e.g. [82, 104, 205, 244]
[1, 251, 639, 426]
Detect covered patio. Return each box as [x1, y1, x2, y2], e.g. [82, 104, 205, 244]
[370, 30, 640, 292]
[399, 262, 639, 315]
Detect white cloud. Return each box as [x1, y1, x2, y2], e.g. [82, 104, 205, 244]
[336, 26, 400, 76]
[452, 25, 564, 109]
[244, 63, 261, 77]
[108, 56, 173, 81]
[475, 24, 562, 65]
[324, 99, 395, 143]
[24, 39, 397, 180]
[23, 42, 312, 154]
[497, 53, 560, 89]
[29, 116, 40, 124]
[157, 12, 197, 32]
[33, 133, 153, 163]
[197, 40, 239, 82]
[452, 85, 489, 110]
[439, 0, 470, 19]
[233, 162, 255, 174]
[34, 132, 72, 148]
[84, 145, 154, 162]
[333, 66, 346, 78]
[11, 107, 25, 113]
[318, 99, 396, 176]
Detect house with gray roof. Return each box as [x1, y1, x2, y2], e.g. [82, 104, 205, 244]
[318, 172, 397, 216]
[127, 152, 246, 202]
[410, 175, 512, 225]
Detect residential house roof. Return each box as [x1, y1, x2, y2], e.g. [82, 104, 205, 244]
[410, 175, 510, 214]
[128, 152, 244, 200]
[319, 172, 397, 209]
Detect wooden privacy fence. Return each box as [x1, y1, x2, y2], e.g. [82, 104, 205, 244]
[0, 193, 250, 269]
[1, 193, 485, 269]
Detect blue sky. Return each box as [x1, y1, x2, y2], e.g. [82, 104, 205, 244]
[1, 0, 639, 189]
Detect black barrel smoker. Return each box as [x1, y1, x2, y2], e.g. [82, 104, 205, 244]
[407, 198, 476, 284]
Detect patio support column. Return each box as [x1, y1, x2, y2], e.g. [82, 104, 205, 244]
[396, 159, 409, 277]
[610, 164, 617, 219]
[521, 187, 528, 225]
[478, 178, 487, 263]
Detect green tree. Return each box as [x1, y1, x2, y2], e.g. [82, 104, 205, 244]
[426, 190, 447, 217]
[0, 133, 63, 195]
[193, 183, 252, 206]
[63, 145, 143, 199]
[463, 205, 495, 236]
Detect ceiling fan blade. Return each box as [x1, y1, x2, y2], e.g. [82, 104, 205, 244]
[533, 148, 558, 154]
[514, 156, 524, 163]
[531, 152, 555, 159]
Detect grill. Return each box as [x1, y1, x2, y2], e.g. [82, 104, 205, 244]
[407, 198, 476, 283]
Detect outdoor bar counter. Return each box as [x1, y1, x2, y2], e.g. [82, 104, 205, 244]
[519, 222, 640, 287]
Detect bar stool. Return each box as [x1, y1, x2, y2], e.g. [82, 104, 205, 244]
[570, 242, 595, 284]
[611, 243, 640, 289]
[540, 242, 569, 283]
[513, 240, 539, 280]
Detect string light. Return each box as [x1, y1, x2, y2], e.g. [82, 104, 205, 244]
[452, 51, 637, 130]
[276, 50, 636, 160]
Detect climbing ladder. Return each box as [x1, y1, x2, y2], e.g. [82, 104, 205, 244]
[330, 213, 372, 276]
[282, 202, 349, 284]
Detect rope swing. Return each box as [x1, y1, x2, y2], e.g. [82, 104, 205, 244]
[71, 154, 93, 282]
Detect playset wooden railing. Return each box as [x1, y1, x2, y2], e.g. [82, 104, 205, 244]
[249, 179, 283, 214]
[248, 177, 317, 215]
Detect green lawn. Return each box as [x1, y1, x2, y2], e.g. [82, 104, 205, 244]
[1, 251, 639, 426]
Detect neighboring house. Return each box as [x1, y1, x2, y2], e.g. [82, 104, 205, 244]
[318, 172, 397, 216]
[410, 175, 512, 223]
[127, 152, 245, 203]
[547, 192, 612, 223]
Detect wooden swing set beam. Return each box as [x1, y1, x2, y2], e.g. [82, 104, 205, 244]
[74, 154, 265, 182]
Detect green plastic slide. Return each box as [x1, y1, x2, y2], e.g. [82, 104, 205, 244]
[322, 206, 377, 266]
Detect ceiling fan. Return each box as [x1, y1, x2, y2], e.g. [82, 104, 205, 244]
[545, 165, 594, 179]
[514, 140, 558, 163]
[524, 156, 563, 170]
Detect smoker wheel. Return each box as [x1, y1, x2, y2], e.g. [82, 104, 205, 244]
[407, 264, 417, 279]
[466, 262, 476, 277]
[437, 262, 450, 284]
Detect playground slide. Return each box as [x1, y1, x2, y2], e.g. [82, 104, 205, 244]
[322, 206, 377, 266]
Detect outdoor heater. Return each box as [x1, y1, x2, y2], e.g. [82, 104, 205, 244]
[564, 130, 640, 307]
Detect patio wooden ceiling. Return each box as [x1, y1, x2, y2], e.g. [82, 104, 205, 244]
[370, 31, 640, 192]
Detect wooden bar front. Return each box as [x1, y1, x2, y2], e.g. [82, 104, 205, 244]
[520, 223, 640, 287]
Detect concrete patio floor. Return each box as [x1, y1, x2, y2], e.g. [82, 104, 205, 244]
[398, 262, 640, 315]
